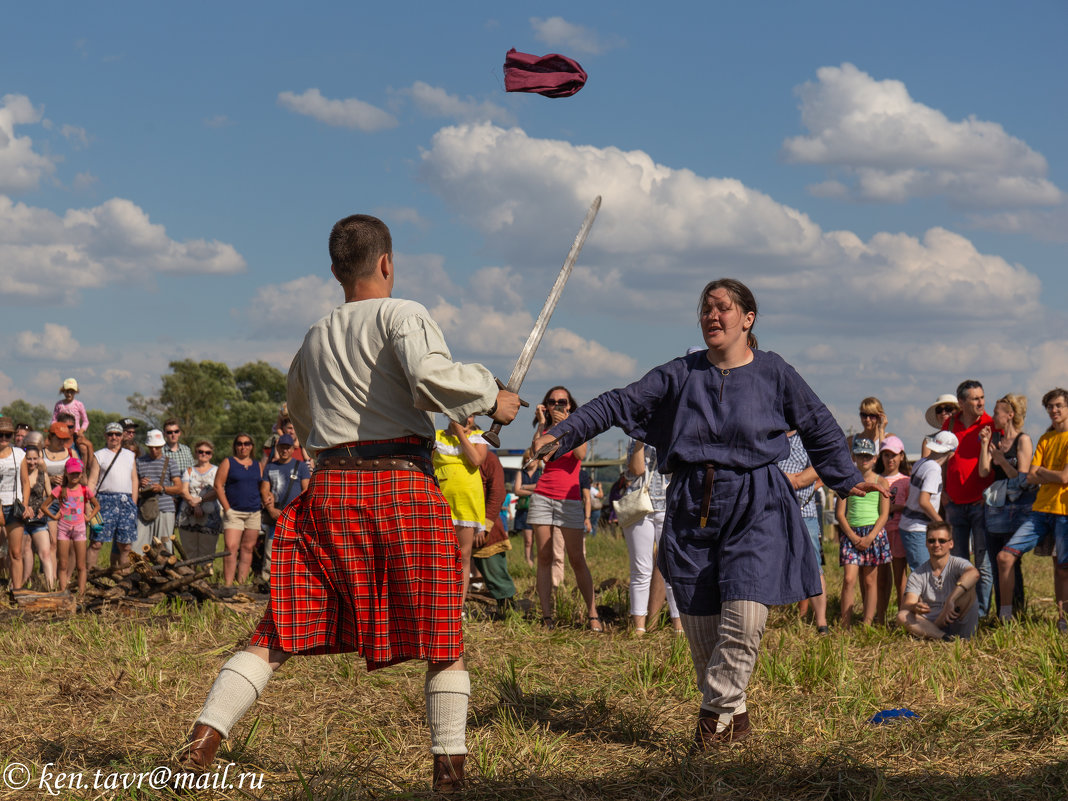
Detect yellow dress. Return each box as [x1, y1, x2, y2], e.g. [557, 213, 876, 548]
[433, 428, 487, 528]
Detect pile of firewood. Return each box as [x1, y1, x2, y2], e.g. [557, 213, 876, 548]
[80, 538, 229, 610]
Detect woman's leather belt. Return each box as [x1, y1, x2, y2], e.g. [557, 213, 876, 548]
[700, 464, 715, 527]
[316, 441, 434, 478]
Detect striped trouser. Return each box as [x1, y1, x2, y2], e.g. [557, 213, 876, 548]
[680, 600, 769, 723]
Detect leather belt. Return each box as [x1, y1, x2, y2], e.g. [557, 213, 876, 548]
[316, 442, 435, 479]
[700, 464, 715, 527]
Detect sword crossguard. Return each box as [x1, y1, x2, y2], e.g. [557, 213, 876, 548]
[482, 378, 528, 448]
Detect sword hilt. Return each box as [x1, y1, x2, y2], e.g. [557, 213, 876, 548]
[482, 378, 528, 448]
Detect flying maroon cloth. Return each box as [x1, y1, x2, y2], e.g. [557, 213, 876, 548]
[503, 48, 587, 98]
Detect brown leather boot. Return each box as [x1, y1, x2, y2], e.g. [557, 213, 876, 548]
[432, 754, 466, 792]
[178, 723, 223, 769]
[693, 710, 752, 750]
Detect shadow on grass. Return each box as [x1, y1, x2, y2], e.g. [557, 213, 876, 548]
[467, 665, 673, 752]
[256, 751, 1068, 801]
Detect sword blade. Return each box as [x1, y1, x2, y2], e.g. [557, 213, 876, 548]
[505, 196, 601, 392]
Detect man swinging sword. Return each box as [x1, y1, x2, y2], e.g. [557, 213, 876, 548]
[177, 214, 520, 791]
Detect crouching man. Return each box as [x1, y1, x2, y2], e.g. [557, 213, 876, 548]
[896, 521, 980, 641]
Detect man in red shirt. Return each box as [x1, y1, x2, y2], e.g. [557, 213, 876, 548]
[942, 379, 995, 617]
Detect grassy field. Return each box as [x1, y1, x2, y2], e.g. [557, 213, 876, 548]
[1, 530, 1066, 800]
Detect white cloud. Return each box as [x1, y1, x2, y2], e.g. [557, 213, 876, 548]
[530, 16, 624, 55]
[14, 323, 109, 362]
[782, 63, 1063, 208]
[430, 299, 636, 381]
[416, 121, 1068, 449]
[405, 82, 515, 125]
[245, 248, 636, 383]
[373, 205, 428, 228]
[277, 88, 398, 132]
[0, 94, 57, 193]
[203, 114, 234, 128]
[0, 195, 246, 304]
[967, 207, 1068, 243]
[60, 124, 88, 148]
[0, 370, 15, 406]
[72, 171, 97, 191]
[245, 275, 341, 336]
[419, 123, 1041, 326]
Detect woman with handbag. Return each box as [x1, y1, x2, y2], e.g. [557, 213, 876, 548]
[980, 394, 1035, 618]
[619, 440, 681, 635]
[0, 417, 27, 587]
[179, 440, 223, 563]
[529, 386, 600, 631]
[532, 279, 883, 745]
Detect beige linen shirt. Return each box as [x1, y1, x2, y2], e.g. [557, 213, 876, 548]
[287, 298, 497, 453]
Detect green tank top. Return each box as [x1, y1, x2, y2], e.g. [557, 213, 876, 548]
[846, 488, 881, 527]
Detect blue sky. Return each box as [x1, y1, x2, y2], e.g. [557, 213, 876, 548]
[2, 2, 1066, 453]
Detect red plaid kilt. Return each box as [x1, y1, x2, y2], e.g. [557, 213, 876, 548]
[251, 442, 463, 670]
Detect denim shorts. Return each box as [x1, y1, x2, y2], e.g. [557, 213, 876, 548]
[1004, 512, 1068, 564]
[899, 527, 930, 572]
[803, 516, 824, 575]
[527, 493, 585, 529]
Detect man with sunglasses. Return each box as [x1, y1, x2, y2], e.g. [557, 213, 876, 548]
[88, 422, 140, 568]
[177, 213, 519, 791]
[896, 521, 980, 640]
[942, 380, 996, 618]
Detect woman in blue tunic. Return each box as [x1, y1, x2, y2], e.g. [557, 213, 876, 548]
[533, 278, 884, 748]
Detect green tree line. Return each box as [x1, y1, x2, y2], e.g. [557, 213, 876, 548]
[2, 359, 287, 459]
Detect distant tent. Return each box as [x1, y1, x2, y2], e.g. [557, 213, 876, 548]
[503, 49, 587, 98]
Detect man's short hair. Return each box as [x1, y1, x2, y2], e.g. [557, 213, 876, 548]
[56, 412, 76, 426]
[162, 418, 180, 430]
[1043, 388, 1068, 408]
[956, 380, 983, 402]
[329, 215, 392, 284]
[926, 521, 952, 537]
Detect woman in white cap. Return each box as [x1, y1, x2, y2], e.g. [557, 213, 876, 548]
[921, 394, 960, 457]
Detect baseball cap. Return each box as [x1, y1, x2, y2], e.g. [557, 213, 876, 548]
[49, 421, 71, 439]
[277, 434, 295, 446]
[61, 378, 79, 392]
[852, 437, 877, 457]
[925, 430, 959, 454]
[65, 457, 84, 473]
[105, 422, 124, 434]
[879, 435, 905, 455]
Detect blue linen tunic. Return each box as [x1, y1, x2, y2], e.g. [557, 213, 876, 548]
[547, 349, 863, 615]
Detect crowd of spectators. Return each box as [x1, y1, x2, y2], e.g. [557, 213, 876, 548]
[1, 376, 1066, 643]
[0, 382, 314, 595]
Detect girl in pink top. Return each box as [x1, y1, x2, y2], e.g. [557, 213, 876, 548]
[878, 436, 912, 613]
[52, 378, 90, 434]
[45, 457, 98, 594]
[528, 386, 600, 631]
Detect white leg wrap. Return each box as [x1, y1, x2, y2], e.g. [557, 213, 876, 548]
[425, 670, 470, 756]
[195, 651, 274, 738]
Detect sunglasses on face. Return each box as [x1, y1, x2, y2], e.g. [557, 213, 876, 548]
[927, 538, 952, 544]
[106, 432, 123, 437]
[0, 432, 12, 439]
[548, 400, 570, 408]
[196, 449, 213, 455]
[935, 405, 957, 415]
[859, 413, 879, 420]
[165, 429, 180, 435]
[236, 441, 253, 447]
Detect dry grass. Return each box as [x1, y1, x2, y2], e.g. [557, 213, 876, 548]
[1, 532, 1066, 800]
